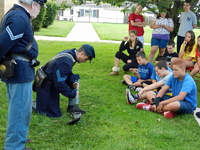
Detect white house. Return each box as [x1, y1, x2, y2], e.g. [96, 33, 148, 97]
[56, 0, 125, 23]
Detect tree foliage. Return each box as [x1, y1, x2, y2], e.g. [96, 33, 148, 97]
[32, 7, 46, 31]
[70, 0, 200, 40]
[42, 1, 58, 28]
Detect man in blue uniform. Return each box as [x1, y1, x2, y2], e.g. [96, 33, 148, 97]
[34, 44, 95, 118]
[0, 0, 47, 150]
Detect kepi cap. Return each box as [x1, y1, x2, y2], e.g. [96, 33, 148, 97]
[82, 44, 95, 63]
[33, 0, 47, 8]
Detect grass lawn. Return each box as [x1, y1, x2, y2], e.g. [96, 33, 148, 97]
[92, 23, 200, 44]
[34, 21, 75, 37]
[0, 41, 200, 149]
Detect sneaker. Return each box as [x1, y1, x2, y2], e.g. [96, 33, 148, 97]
[67, 105, 86, 114]
[164, 111, 176, 119]
[128, 85, 136, 91]
[136, 103, 152, 111]
[135, 87, 143, 92]
[126, 89, 138, 104]
[121, 80, 127, 85]
[142, 99, 151, 105]
[109, 71, 118, 76]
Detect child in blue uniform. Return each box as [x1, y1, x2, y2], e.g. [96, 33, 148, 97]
[35, 44, 95, 118]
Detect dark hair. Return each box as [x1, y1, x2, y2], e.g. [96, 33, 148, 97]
[167, 40, 175, 47]
[155, 61, 168, 70]
[77, 46, 87, 56]
[197, 35, 200, 53]
[184, 0, 191, 5]
[156, 11, 170, 19]
[129, 30, 138, 47]
[136, 51, 146, 59]
[155, 56, 165, 61]
[184, 30, 195, 53]
[173, 60, 186, 69]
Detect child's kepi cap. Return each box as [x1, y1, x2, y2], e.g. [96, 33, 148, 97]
[82, 44, 95, 63]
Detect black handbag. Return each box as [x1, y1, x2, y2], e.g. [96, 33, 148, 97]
[0, 57, 16, 78]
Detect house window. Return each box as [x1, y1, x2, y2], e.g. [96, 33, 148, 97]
[70, 9, 73, 15]
[85, 9, 92, 17]
[80, 9, 84, 17]
[93, 10, 96, 17]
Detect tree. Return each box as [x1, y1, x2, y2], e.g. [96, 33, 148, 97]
[70, 0, 199, 40]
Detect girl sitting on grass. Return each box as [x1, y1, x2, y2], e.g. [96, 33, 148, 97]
[109, 30, 143, 76]
[170, 30, 197, 73]
[190, 35, 200, 77]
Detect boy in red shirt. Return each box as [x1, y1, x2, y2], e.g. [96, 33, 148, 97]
[128, 4, 146, 45]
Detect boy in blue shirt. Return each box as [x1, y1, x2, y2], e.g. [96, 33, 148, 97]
[123, 51, 155, 91]
[137, 59, 197, 119]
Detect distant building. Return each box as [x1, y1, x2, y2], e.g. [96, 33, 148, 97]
[56, 0, 125, 23]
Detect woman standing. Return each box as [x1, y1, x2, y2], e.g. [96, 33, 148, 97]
[148, 10, 174, 62]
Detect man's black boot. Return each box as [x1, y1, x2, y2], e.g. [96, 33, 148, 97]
[67, 105, 86, 114]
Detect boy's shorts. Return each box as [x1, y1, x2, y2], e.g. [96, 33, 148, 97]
[131, 76, 138, 83]
[151, 37, 168, 48]
[154, 92, 194, 115]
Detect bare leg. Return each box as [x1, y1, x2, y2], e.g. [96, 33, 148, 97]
[146, 91, 156, 103]
[159, 47, 165, 56]
[123, 75, 134, 85]
[114, 57, 120, 68]
[190, 63, 199, 77]
[162, 101, 180, 112]
[148, 46, 159, 62]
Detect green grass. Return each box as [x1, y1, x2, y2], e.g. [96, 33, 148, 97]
[34, 21, 200, 44]
[34, 21, 75, 37]
[0, 41, 200, 149]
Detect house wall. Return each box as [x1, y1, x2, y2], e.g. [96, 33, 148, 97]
[59, 5, 124, 23]
[0, 0, 17, 20]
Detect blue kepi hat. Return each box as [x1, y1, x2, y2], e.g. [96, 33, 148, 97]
[82, 44, 95, 63]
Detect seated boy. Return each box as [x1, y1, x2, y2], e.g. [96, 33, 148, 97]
[126, 61, 173, 104]
[136, 60, 197, 119]
[123, 51, 155, 91]
[164, 40, 178, 66]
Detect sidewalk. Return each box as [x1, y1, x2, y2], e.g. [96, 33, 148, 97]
[34, 22, 150, 45]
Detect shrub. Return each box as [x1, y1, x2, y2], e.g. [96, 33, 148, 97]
[32, 7, 46, 31]
[42, 1, 58, 28]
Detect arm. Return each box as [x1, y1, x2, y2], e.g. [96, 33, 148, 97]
[119, 40, 128, 52]
[160, 25, 174, 32]
[139, 81, 164, 96]
[150, 20, 160, 29]
[178, 42, 186, 58]
[130, 20, 146, 27]
[157, 92, 187, 113]
[52, 57, 77, 98]
[132, 68, 141, 79]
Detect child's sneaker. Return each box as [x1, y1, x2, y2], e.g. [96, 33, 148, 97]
[142, 99, 151, 105]
[164, 111, 176, 119]
[121, 80, 128, 85]
[126, 89, 138, 104]
[135, 87, 143, 92]
[136, 103, 152, 111]
[128, 85, 136, 91]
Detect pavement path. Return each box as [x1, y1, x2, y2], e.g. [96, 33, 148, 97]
[34, 22, 150, 45]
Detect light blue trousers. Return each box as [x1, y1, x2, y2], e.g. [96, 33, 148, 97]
[4, 82, 32, 150]
[68, 79, 79, 105]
